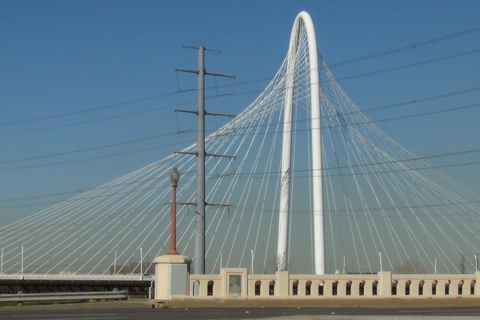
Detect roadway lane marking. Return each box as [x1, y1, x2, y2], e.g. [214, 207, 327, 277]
[398, 309, 480, 315]
[13, 317, 127, 320]
[431, 313, 480, 315]
[399, 310, 480, 313]
[13, 314, 117, 317]
[12, 315, 127, 320]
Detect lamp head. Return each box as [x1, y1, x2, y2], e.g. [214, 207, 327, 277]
[170, 168, 180, 184]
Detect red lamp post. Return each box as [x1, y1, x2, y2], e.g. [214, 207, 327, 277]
[168, 168, 180, 255]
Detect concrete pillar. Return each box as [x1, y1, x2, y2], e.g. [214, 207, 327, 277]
[323, 280, 333, 296]
[449, 280, 459, 297]
[397, 279, 406, 296]
[350, 280, 359, 297]
[337, 280, 347, 296]
[154, 255, 192, 300]
[436, 280, 446, 296]
[297, 280, 306, 296]
[261, 281, 270, 297]
[377, 271, 392, 297]
[364, 280, 373, 296]
[310, 280, 320, 297]
[276, 271, 289, 297]
[410, 280, 421, 296]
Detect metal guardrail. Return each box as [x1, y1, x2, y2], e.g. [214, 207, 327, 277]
[0, 273, 154, 282]
[0, 290, 129, 302]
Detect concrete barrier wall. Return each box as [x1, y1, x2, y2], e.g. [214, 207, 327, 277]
[187, 269, 480, 299]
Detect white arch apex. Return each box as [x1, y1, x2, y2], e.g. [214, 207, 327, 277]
[276, 11, 324, 275]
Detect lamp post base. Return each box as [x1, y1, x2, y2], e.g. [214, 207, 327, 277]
[154, 255, 192, 300]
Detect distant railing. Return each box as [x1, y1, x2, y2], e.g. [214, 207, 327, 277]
[0, 290, 129, 303]
[0, 273, 154, 282]
[186, 269, 480, 299]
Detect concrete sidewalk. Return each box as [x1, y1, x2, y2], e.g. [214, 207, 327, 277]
[1, 299, 480, 319]
[249, 317, 480, 320]
[157, 297, 480, 309]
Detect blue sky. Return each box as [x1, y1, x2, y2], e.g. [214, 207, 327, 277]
[1, 0, 479, 223]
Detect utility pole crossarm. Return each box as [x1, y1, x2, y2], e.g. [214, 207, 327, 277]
[175, 109, 198, 115]
[205, 71, 236, 79]
[175, 68, 199, 75]
[205, 111, 235, 118]
[175, 151, 198, 156]
[181, 45, 220, 53]
[175, 70, 235, 80]
[164, 202, 197, 207]
[206, 203, 234, 208]
[206, 153, 236, 159]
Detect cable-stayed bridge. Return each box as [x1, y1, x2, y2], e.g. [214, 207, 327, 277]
[1, 11, 480, 283]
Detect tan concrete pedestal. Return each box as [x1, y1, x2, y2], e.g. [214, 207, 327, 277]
[154, 254, 192, 300]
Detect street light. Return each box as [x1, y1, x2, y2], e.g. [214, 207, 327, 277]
[378, 252, 382, 272]
[250, 249, 254, 275]
[168, 168, 180, 255]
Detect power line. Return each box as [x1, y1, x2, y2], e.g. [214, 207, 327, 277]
[1, 81, 478, 168]
[206, 99, 480, 137]
[2, 26, 479, 210]
[1, 141, 479, 209]
[0, 131, 192, 165]
[0, 176, 162, 203]
[326, 159, 480, 178]
[3, 156, 479, 211]
[362, 103, 480, 124]
[2, 45, 472, 173]
[4, 195, 478, 217]
[325, 102, 480, 129]
[0, 139, 194, 173]
[0, 91, 195, 127]
[0, 184, 166, 209]
[328, 25, 480, 68]
[3, 24, 478, 129]
[331, 48, 480, 82]
[0, 98, 198, 137]
[236, 201, 480, 217]
[188, 158, 480, 180]
[2, 97, 479, 172]
[4, 44, 479, 137]
[357, 87, 480, 115]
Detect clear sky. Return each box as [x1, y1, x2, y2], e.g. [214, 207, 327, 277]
[1, 0, 479, 225]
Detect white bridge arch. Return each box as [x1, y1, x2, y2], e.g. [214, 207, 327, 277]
[278, 11, 324, 275]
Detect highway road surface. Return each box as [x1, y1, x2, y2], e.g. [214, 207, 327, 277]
[2, 307, 480, 319]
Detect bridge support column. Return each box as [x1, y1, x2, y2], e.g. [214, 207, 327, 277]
[276, 271, 290, 297]
[153, 255, 192, 300]
[377, 271, 392, 297]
